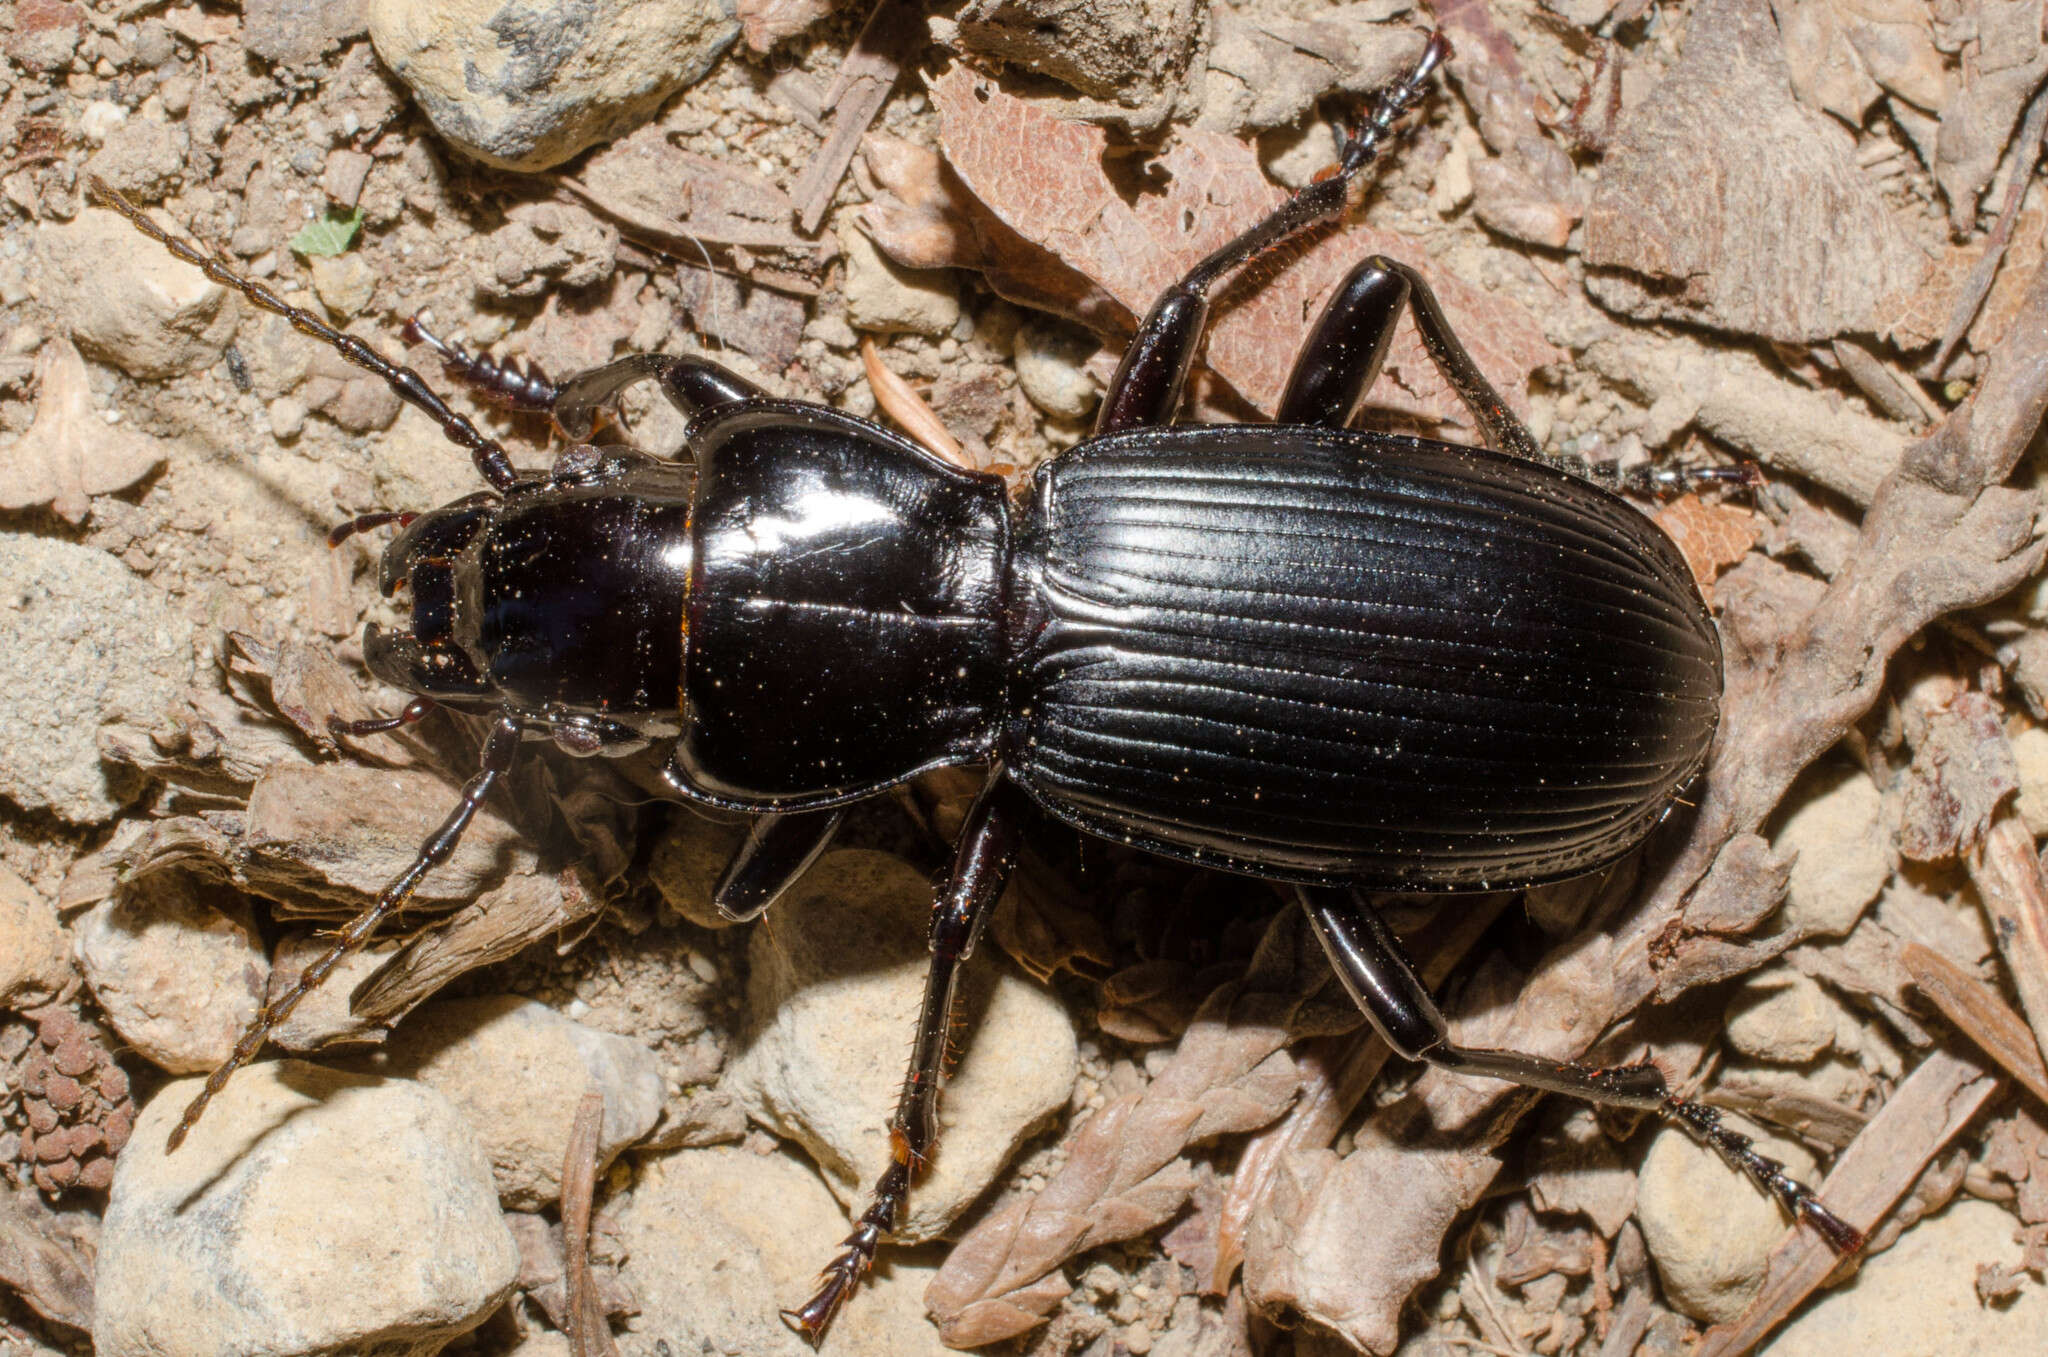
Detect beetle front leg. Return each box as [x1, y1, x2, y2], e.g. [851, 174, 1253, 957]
[549, 353, 765, 443]
[712, 807, 846, 922]
[1296, 885, 1866, 1255]
[783, 770, 1028, 1344]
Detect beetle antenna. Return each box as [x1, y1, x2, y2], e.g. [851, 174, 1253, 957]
[166, 714, 522, 1151]
[88, 179, 524, 494]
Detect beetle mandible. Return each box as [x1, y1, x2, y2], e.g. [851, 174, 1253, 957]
[95, 27, 1859, 1344]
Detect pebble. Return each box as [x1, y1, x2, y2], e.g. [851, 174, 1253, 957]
[307, 253, 375, 319]
[1013, 318, 1101, 421]
[1773, 762, 1890, 936]
[612, 1143, 953, 1355]
[1635, 1122, 1817, 1324]
[83, 116, 189, 201]
[0, 862, 72, 1008]
[5, 0, 85, 73]
[267, 394, 308, 440]
[0, 536, 193, 824]
[1769, 1200, 2048, 1354]
[242, 0, 369, 66]
[1722, 971, 1838, 1065]
[95, 1061, 518, 1356]
[366, 0, 738, 172]
[646, 810, 749, 930]
[727, 850, 1078, 1240]
[36, 208, 238, 379]
[841, 226, 961, 338]
[372, 996, 665, 1209]
[74, 873, 267, 1075]
[2011, 724, 2048, 836]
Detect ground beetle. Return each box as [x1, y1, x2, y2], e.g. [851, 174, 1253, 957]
[96, 29, 1859, 1343]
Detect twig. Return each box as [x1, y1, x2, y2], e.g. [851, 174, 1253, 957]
[563, 1090, 618, 1357]
[790, 0, 926, 234]
[1925, 81, 2048, 380]
[860, 336, 971, 468]
[1694, 1048, 1999, 1357]
[1965, 814, 2048, 1074]
[1900, 941, 2048, 1108]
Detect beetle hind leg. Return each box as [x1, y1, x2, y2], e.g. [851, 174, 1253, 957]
[1298, 885, 1865, 1255]
[783, 772, 1027, 1344]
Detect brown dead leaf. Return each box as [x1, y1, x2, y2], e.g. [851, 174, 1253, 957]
[1585, 0, 1925, 343]
[1901, 940, 2048, 1107]
[926, 67, 1560, 429]
[0, 337, 165, 523]
[1652, 494, 1760, 599]
[1883, 205, 2048, 355]
[1897, 690, 2019, 861]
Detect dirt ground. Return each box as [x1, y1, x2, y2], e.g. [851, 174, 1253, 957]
[6, 0, 2048, 1354]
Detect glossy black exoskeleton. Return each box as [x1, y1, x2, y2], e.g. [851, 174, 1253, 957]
[96, 27, 1859, 1345]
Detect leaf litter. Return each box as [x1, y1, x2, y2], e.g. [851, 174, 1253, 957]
[7, 0, 2048, 1354]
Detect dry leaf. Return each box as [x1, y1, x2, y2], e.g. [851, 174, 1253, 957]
[1585, 0, 1925, 343]
[926, 67, 1560, 429]
[1653, 494, 1760, 599]
[1882, 205, 2048, 355]
[0, 338, 165, 524]
[567, 122, 811, 254]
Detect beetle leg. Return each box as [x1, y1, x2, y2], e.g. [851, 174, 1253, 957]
[1277, 258, 1411, 428]
[1297, 885, 1866, 1255]
[783, 770, 1028, 1345]
[327, 694, 438, 741]
[711, 807, 846, 922]
[164, 714, 525, 1153]
[1093, 32, 1450, 435]
[549, 353, 764, 444]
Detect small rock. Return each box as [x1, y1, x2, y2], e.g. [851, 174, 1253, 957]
[1723, 971, 1837, 1065]
[728, 850, 1078, 1240]
[2011, 724, 2048, 837]
[75, 873, 267, 1075]
[1635, 1122, 1817, 1324]
[646, 810, 749, 930]
[474, 201, 616, 300]
[95, 1061, 517, 1356]
[6, 0, 84, 73]
[267, 394, 308, 440]
[77, 100, 128, 145]
[82, 116, 189, 202]
[0, 536, 193, 823]
[1013, 318, 1101, 421]
[1773, 762, 1889, 936]
[322, 147, 375, 208]
[842, 227, 961, 338]
[1768, 1200, 2048, 1354]
[367, 0, 738, 172]
[36, 207, 238, 379]
[308, 253, 377, 319]
[374, 996, 665, 1209]
[0, 862, 72, 1007]
[243, 0, 369, 66]
[950, 0, 1206, 129]
[613, 1143, 953, 1355]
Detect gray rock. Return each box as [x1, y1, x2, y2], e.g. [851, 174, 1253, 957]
[1635, 1122, 1817, 1324]
[75, 873, 267, 1075]
[95, 1060, 518, 1356]
[1774, 762, 1889, 937]
[613, 1143, 953, 1355]
[728, 850, 1078, 1240]
[1012, 318, 1101, 422]
[1722, 971, 1838, 1065]
[366, 0, 738, 172]
[1769, 1199, 2048, 1354]
[842, 226, 961, 338]
[82, 116, 189, 201]
[0, 863, 71, 1008]
[244, 0, 368, 66]
[35, 208, 238, 379]
[0, 536, 193, 824]
[375, 996, 665, 1209]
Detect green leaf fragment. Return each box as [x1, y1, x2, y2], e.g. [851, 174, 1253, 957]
[289, 207, 364, 257]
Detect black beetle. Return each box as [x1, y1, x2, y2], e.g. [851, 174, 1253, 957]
[95, 28, 1858, 1343]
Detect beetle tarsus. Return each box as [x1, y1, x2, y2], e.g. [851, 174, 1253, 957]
[1663, 1095, 1864, 1254]
[402, 314, 560, 415]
